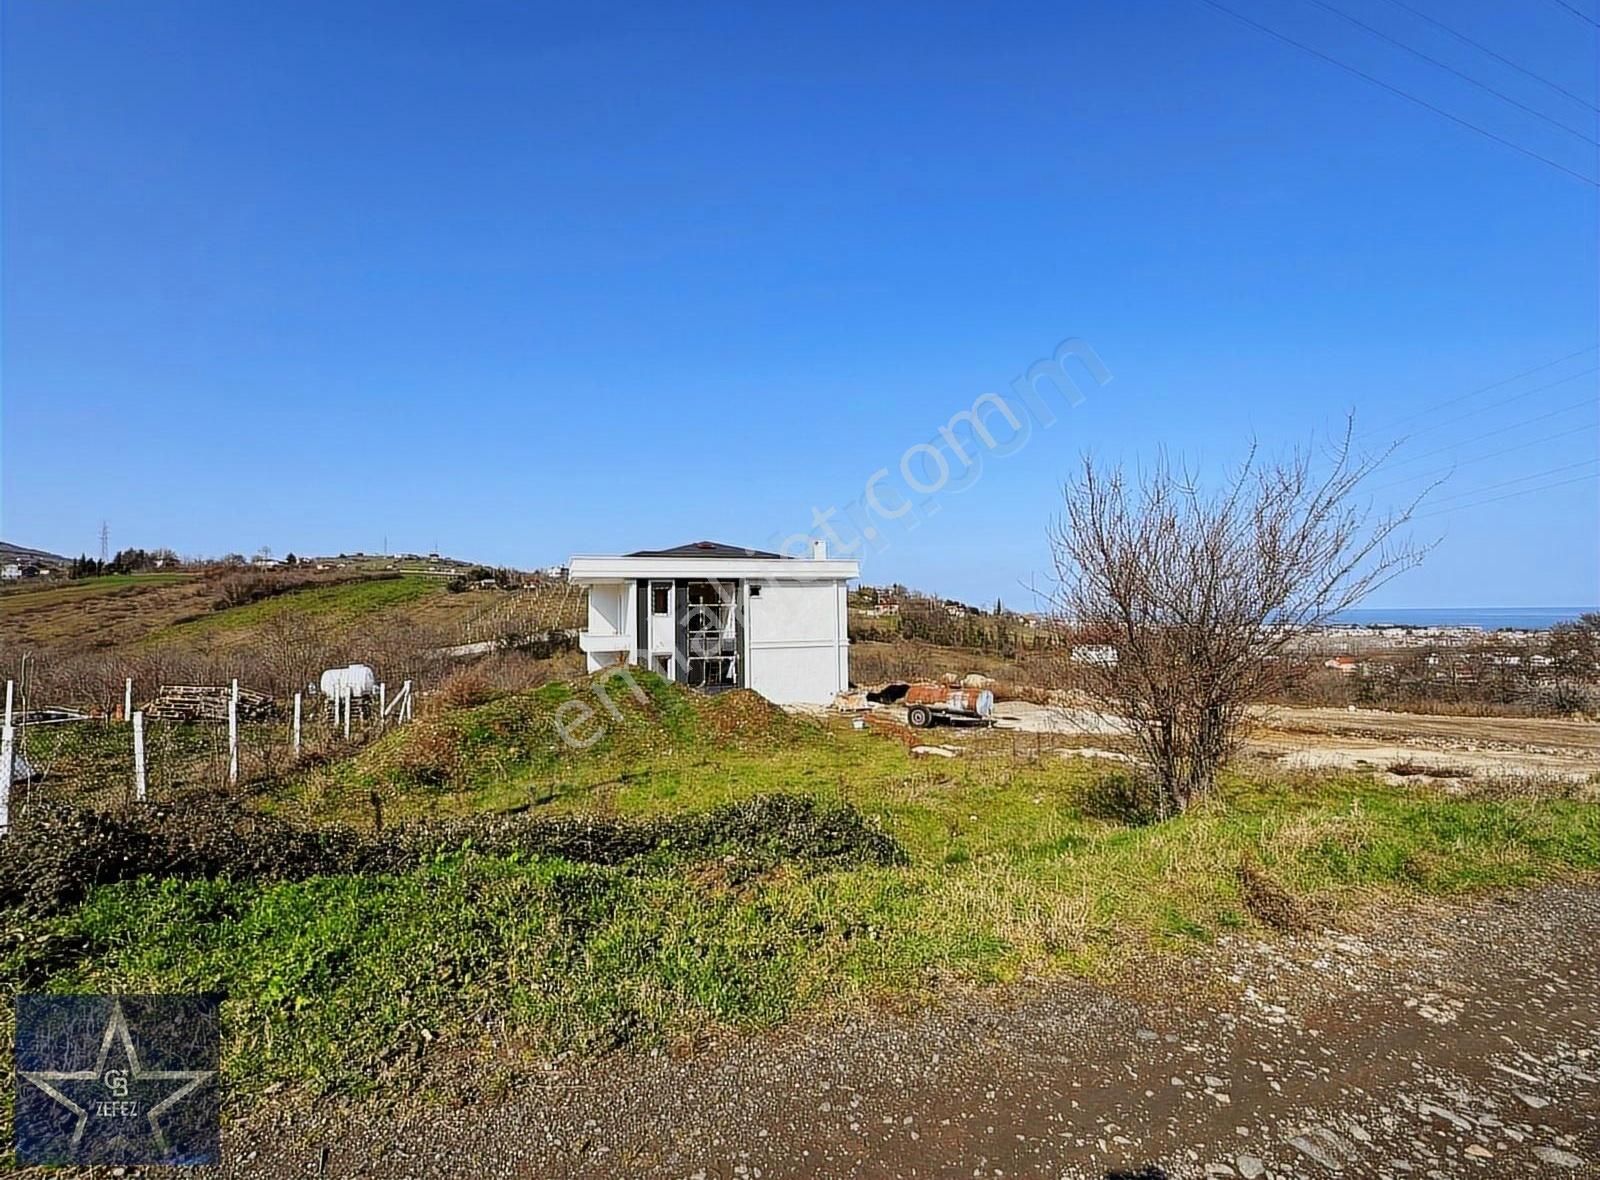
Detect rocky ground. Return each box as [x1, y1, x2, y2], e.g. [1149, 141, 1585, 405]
[221, 880, 1600, 1179]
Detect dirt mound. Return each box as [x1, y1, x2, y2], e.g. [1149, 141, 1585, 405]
[695, 689, 806, 744]
[1235, 859, 1318, 932]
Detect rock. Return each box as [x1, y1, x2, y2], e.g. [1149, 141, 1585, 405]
[1417, 1101, 1473, 1131]
[1236, 1154, 1266, 1178]
[1514, 1092, 1550, 1109]
[910, 745, 959, 758]
[1534, 1146, 1583, 1169]
[1464, 1145, 1493, 1159]
[1288, 1134, 1341, 1170]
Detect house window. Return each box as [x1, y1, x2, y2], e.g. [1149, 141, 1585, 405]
[651, 583, 670, 614]
[684, 580, 738, 689]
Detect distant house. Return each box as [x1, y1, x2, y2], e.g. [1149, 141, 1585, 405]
[1324, 655, 1358, 674]
[0, 563, 21, 580]
[569, 540, 859, 705]
[1071, 644, 1119, 667]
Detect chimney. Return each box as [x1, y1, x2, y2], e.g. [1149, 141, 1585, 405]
[810, 539, 827, 560]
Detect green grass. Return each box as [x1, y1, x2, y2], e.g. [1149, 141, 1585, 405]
[7, 672, 1599, 1104]
[154, 575, 440, 639]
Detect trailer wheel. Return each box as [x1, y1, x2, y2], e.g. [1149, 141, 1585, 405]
[907, 705, 933, 728]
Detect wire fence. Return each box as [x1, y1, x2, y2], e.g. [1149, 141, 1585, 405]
[0, 677, 416, 828]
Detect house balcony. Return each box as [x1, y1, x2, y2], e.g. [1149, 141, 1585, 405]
[579, 632, 632, 656]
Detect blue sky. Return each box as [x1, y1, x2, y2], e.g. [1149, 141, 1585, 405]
[3, 0, 1596, 607]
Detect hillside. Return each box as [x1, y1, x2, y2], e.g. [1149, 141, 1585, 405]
[0, 540, 69, 567]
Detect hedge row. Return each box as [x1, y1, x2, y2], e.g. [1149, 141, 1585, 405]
[0, 792, 906, 917]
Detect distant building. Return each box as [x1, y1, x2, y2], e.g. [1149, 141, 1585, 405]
[1, 563, 21, 580]
[570, 539, 858, 705]
[1071, 644, 1119, 667]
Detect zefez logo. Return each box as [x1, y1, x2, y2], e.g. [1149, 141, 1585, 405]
[14, 994, 220, 1166]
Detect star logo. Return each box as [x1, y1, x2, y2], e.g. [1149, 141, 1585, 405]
[15, 995, 218, 1165]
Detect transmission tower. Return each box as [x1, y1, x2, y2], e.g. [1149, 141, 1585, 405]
[99, 521, 110, 564]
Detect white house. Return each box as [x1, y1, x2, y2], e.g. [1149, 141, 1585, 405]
[568, 539, 859, 705]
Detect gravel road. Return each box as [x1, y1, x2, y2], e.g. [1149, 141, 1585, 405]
[223, 880, 1600, 1179]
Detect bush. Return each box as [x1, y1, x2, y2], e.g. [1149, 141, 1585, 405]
[1521, 681, 1596, 717]
[0, 793, 907, 919]
[435, 667, 497, 710]
[1076, 770, 1166, 826]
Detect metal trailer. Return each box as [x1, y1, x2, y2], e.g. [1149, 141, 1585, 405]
[868, 682, 996, 727]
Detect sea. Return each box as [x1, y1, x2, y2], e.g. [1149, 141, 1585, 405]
[1328, 607, 1595, 631]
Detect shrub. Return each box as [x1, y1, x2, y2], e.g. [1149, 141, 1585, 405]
[435, 667, 497, 710]
[0, 793, 907, 919]
[1076, 770, 1166, 826]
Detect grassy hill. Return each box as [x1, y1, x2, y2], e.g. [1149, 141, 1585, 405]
[0, 572, 207, 649]
[152, 575, 442, 642]
[0, 540, 69, 567]
[7, 670, 1592, 1100]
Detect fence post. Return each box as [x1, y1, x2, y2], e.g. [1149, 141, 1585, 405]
[133, 711, 146, 802]
[0, 722, 13, 834]
[124, 678, 133, 723]
[403, 679, 413, 722]
[293, 692, 302, 755]
[343, 687, 352, 740]
[228, 679, 239, 785]
[378, 683, 387, 728]
[4, 679, 13, 728]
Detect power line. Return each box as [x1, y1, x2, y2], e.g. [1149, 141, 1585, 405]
[1359, 346, 1597, 437]
[1548, 0, 1600, 31]
[1377, 367, 1599, 449]
[1382, 398, 1599, 468]
[1418, 456, 1599, 505]
[1366, 419, 1599, 490]
[1413, 471, 1599, 518]
[1303, 0, 1598, 144]
[1380, 0, 1599, 114]
[1415, 367, 1598, 429]
[1194, 0, 1600, 186]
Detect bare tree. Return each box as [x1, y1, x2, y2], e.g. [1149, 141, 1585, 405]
[1048, 422, 1431, 816]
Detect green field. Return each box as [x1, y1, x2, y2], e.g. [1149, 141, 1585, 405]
[153, 575, 441, 639]
[5, 671, 1597, 1101]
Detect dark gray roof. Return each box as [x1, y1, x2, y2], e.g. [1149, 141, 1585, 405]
[625, 540, 788, 559]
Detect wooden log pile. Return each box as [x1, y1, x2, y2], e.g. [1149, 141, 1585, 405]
[144, 684, 276, 722]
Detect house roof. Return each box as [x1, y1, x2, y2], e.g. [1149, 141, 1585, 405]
[625, 540, 788, 559]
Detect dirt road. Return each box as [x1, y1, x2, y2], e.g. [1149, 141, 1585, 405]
[985, 701, 1600, 783]
[225, 881, 1600, 1178]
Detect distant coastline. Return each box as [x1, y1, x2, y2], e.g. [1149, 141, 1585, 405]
[1329, 607, 1594, 631]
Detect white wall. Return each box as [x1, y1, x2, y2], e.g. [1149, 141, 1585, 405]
[588, 582, 630, 636]
[581, 581, 635, 673]
[744, 579, 849, 705]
